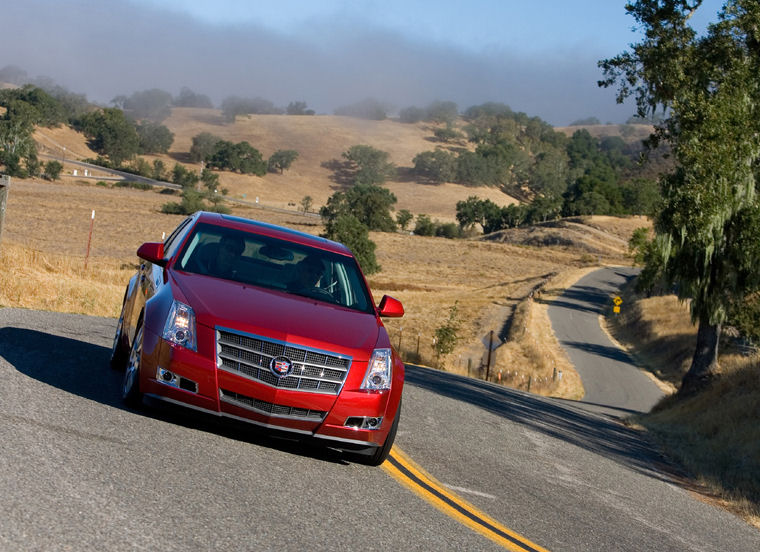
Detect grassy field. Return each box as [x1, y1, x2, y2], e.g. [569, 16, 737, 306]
[608, 285, 760, 527]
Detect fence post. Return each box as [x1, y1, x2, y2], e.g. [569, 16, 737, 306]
[0, 175, 10, 249]
[485, 330, 494, 381]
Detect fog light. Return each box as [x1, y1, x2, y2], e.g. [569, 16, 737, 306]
[157, 367, 178, 386]
[344, 416, 383, 430]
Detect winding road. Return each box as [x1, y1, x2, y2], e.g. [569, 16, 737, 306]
[548, 266, 664, 417]
[1, 268, 758, 550]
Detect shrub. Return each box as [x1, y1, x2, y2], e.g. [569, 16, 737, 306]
[43, 160, 63, 181]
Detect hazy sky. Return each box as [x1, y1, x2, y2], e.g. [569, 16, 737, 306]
[2, 0, 725, 125]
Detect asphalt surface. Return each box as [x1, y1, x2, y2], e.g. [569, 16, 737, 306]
[547, 266, 664, 417]
[1, 302, 758, 551]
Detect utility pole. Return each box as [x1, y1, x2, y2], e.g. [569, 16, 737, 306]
[0, 175, 10, 249]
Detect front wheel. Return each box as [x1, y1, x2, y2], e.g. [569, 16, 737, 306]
[110, 298, 128, 371]
[122, 322, 144, 408]
[354, 401, 400, 467]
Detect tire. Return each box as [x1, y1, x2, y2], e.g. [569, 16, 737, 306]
[122, 322, 144, 408]
[355, 401, 401, 467]
[110, 299, 129, 371]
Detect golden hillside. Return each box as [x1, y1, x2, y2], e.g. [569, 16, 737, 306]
[35, 108, 519, 222]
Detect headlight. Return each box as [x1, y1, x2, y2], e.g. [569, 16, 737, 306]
[162, 300, 197, 351]
[361, 348, 392, 391]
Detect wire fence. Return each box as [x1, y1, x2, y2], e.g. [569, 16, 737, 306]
[390, 326, 565, 394]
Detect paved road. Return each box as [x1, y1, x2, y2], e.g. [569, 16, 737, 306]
[1, 307, 758, 551]
[547, 266, 664, 417]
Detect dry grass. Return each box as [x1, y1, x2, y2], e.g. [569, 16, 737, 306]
[641, 356, 760, 527]
[0, 242, 130, 317]
[608, 285, 760, 527]
[608, 289, 694, 388]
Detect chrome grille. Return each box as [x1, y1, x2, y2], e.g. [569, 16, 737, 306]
[216, 329, 351, 395]
[220, 389, 326, 421]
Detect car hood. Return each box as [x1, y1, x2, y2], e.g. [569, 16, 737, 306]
[172, 271, 381, 359]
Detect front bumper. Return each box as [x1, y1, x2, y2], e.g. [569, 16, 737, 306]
[139, 326, 399, 449]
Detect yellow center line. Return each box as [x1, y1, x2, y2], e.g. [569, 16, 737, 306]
[383, 447, 550, 552]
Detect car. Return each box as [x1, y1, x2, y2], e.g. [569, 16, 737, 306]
[110, 211, 405, 465]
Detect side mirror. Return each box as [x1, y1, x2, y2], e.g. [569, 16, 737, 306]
[136, 242, 167, 267]
[378, 295, 404, 318]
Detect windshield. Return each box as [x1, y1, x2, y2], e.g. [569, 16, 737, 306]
[175, 223, 375, 314]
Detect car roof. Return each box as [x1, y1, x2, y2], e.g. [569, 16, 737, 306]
[193, 211, 353, 256]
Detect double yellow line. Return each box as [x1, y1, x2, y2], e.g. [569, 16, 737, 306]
[383, 448, 549, 552]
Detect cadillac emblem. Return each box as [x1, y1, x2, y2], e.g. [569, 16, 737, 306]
[270, 356, 293, 378]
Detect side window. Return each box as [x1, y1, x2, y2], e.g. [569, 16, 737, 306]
[163, 217, 194, 259]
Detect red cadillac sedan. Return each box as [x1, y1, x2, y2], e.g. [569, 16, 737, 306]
[110, 211, 405, 465]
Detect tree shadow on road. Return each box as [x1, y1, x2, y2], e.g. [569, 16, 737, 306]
[559, 340, 635, 364]
[404, 364, 684, 486]
[543, 285, 613, 314]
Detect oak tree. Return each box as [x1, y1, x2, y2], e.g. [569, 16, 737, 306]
[599, 0, 760, 392]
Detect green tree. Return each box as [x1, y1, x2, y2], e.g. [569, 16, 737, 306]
[413, 214, 436, 236]
[499, 204, 528, 228]
[322, 213, 380, 274]
[432, 126, 463, 143]
[200, 167, 219, 192]
[132, 157, 152, 177]
[342, 145, 396, 185]
[620, 178, 661, 215]
[25, 156, 41, 178]
[425, 100, 459, 125]
[268, 149, 299, 174]
[189, 132, 221, 163]
[396, 209, 413, 231]
[599, 0, 760, 392]
[207, 140, 267, 175]
[300, 195, 313, 213]
[455, 196, 501, 232]
[161, 188, 207, 215]
[399, 106, 426, 123]
[435, 222, 462, 239]
[43, 160, 63, 181]
[152, 159, 166, 181]
[530, 149, 569, 199]
[320, 183, 397, 232]
[221, 96, 281, 122]
[0, 102, 37, 176]
[412, 149, 457, 183]
[286, 101, 314, 115]
[171, 163, 200, 189]
[136, 121, 174, 154]
[0, 85, 67, 127]
[455, 150, 501, 187]
[434, 302, 461, 361]
[80, 108, 139, 166]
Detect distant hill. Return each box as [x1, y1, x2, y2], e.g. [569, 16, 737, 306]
[35, 107, 520, 222]
[554, 123, 654, 143]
